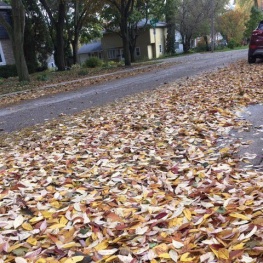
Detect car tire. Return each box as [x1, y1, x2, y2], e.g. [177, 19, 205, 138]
[248, 56, 256, 63]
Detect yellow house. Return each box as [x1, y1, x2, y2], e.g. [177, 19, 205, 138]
[101, 21, 167, 61]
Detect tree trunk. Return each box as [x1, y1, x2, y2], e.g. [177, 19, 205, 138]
[1, 0, 30, 82]
[55, 0, 66, 71]
[204, 35, 209, 51]
[129, 26, 137, 62]
[183, 35, 191, 53]
[166, 23, 176, 54]
[72, 1, 80, 64]
[166, 0, 176, 54]
[72, 36, 79, 64]
[120, 18, 131, 66]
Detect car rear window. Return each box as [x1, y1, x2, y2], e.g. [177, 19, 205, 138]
[258, 22, 263, 30]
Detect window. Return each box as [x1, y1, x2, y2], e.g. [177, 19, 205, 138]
[159, 44, 162, 53]
[135, 47, 140, 56]
[175, 42, 180, 49]
[0, 42, 6, 66]
[107, 49, 116, 59]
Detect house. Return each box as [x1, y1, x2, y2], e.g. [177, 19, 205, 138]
[78, 41, 103, 64]
[0, 2, 14, 66]
[101, 20, 167, 61]
[78, 20, 168, 63]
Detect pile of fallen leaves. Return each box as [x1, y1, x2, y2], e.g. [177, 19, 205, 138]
[0, 60, 263, 263]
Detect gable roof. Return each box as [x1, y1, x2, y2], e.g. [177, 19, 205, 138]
[137, 19, 167, 28]
[78, 41, 102, 54]
[0, 2, 11, 9]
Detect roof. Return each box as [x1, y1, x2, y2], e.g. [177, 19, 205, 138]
[0, 2, 11, 9]
[137, 19, 167, 28]
[78, 41, 102, 54]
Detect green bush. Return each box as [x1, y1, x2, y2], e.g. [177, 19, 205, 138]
[227, 39, 238, 49]
[84, 57, 103, 68]
[78, 69, 89, 76]
[0, 65, 17, 78]
[37, 73, 48, 81]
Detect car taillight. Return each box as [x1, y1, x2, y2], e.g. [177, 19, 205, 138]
[249, 44, 257, 49]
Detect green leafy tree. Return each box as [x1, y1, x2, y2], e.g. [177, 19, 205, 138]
[174, 0, 227, 53]
[104, 0, 137, 66]
[174, 0, 212, 53]
[0, 0, 30, 81]
[66, 0, 103, 64]
[39, 0, 67, 71]
[23, 0, 53, 72]
[244, 6, 263, 39]
[217, 9, 246, 45]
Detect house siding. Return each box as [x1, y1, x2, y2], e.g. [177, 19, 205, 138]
[1, 39, 14, 64]
[136, 29, 151, 59]
[101, 26, 166, 61]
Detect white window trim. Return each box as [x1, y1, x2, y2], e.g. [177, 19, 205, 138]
[0, 42, 6, 66]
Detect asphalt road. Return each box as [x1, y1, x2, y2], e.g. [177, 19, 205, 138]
[0, 50, 247, 133]
[232, 104, 263, 171]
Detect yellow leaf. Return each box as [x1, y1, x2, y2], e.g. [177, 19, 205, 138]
[35, 259, 46, 263]
[22, 222, 33, 231]
[180, 252, 195, 262]
[61, 242, 80, 249]
[229, 213, 250, 221]
[50, 201, 60, 209]
[150, 260, 158, 263]
[218, 248, 229, 259]
[64, 256, 84, 263]
[41, 211, 53, 219]
[183, 209, 192, 221]
[159, 253, 171, 259]
[209, 246, 219, 258]
[168, 217, 183, 228]
[29, 216, 44, 223]
[105, 256, 118, 262]
[95, 240, 109, 251]
[27, 236, 38, 246]
[160, 232, 168, 238]
[219, 147, 230, 154]
[59, 216, 68, 226]
[153, 243, 168, 255]
[49, 223, 65, 229]
[232, 243, 245, 250]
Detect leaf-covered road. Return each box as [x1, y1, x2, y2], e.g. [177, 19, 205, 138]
[0, 50, 246, 133]
[1, 54, 263, 262]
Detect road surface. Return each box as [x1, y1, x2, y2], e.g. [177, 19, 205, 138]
[0, 50, 247, 133]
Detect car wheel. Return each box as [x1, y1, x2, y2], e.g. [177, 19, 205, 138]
[248, 56, 256, 63]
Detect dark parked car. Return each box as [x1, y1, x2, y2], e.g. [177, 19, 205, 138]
[248, 21, 263, 63]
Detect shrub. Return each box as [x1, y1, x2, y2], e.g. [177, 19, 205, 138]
[84, 57, 103, 68]
[78, 69, 89, 76]
[37, 73, 48, 81]
[227, 39, 238, 49]
[0, 65, 17, 78]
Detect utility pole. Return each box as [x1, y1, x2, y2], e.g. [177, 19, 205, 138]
[211, 0, 215, 52]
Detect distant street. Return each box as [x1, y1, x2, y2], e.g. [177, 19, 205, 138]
[0, 50, 247, 132]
